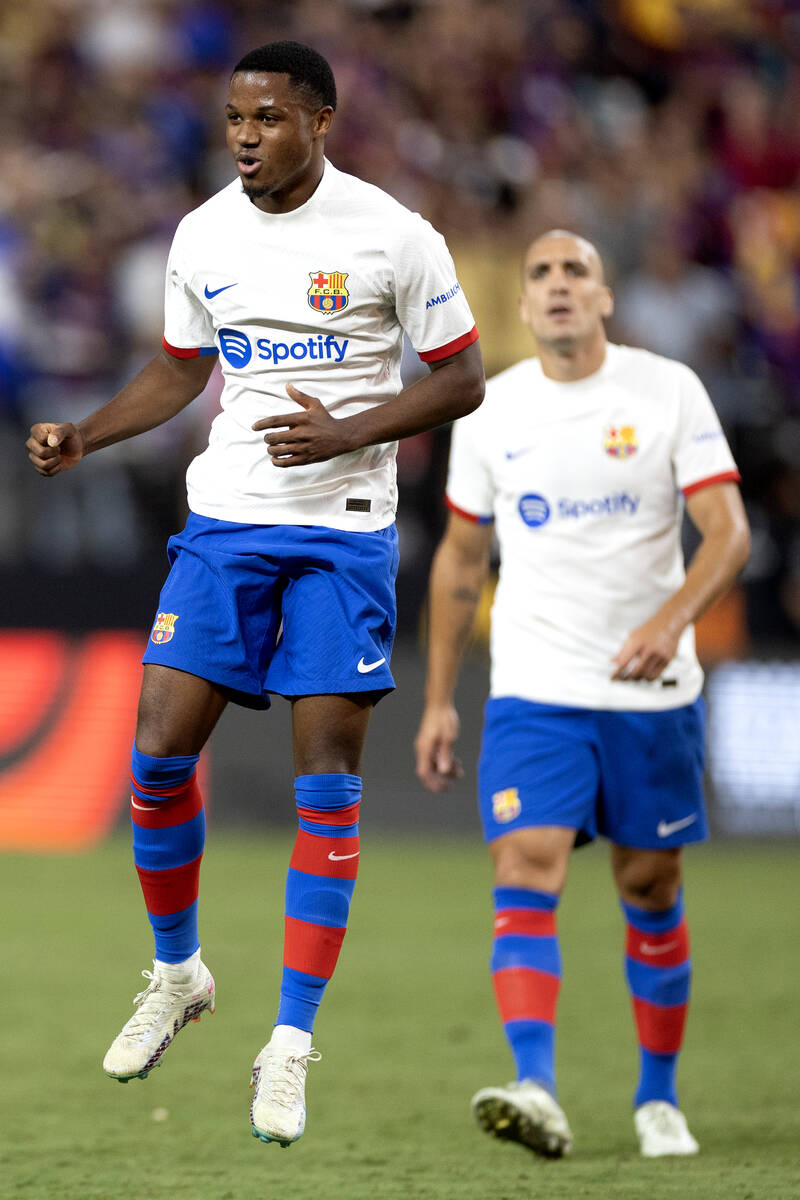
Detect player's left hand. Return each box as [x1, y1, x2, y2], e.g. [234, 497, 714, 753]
[611, 614, 682, 682]
[415, 703, 464, 794]
[252, 384, 356, 466]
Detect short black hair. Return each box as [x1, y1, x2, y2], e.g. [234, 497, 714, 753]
[232, 41, 337, 111]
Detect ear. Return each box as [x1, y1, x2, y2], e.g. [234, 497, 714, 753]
[313, 107, 334, 138]
[518, 291, 530, 326]
[600, 286, 614, 320]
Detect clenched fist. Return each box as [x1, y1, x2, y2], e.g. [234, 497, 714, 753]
[27, 422, 85, 476]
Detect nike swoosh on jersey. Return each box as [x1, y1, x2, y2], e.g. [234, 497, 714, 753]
[357, 656, 386, 674]
[204, 282, 237, 299]
[328, 850, 359, 861]
[657, 814, 698, 838]
[130, 796, 158, 811]
[504, 445, 535, 460]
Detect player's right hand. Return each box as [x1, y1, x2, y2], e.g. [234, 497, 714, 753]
[26, 422, 85, 476]
[415, 704, 464, 794]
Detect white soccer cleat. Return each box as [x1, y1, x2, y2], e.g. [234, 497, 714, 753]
[634, 1100, 700, 1157]
[250, 1042, 322, 1147]
[471, 1080, 573, 1158]
[102, 960, 215, 1082]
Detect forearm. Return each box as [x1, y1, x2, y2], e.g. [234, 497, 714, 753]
[424, 537, 489, 707]
[339, 345, 484, 451]
[612, 493, 750, 681]
[78, 349, 214, 455]
[656, 524, 751, 637]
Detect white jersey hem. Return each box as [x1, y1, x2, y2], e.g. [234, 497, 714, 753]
[488, 674, 704, 713]
[188, 500, 395, 533]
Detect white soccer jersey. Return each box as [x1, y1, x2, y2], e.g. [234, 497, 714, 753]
[162, 160, 478, 530]
[446, 344, 740, 711]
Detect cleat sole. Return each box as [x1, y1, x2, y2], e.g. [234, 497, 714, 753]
[474, 1095, 570, 1159]
[251, 1125, 294, 1148]
[104, 1057, 163, 1084]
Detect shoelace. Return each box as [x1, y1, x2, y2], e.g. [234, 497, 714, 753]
[258, 1048, 322, 1110]
[123, 970, 192, 1039]
[645, 1104, 680, 1135]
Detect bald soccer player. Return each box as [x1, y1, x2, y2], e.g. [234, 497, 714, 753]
[415, 231, 749, 1159]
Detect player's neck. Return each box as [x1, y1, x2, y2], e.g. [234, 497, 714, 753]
[538, 332, 608, 383]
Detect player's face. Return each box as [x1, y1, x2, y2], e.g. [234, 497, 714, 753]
[225, 72, 332, 211]
[519, 236, 613, 347]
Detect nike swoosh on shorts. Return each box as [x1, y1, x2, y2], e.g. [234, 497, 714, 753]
[357, 656, 386, 674]
[656, 814, 698, 838]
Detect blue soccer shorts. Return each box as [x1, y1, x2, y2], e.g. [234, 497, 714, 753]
[142, 514, 399, 707]
[477, 696, 708, 850]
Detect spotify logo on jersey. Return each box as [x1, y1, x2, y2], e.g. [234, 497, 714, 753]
[218, 328, 252, 368]
[518, 493, 551, 528]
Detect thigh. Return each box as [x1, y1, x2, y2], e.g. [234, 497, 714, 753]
[136, 664, 228, 757]
[265, 525, 399, 701]
[291, 693, 373, 776]
[477, 698, 600, 845]
[595, 698, 708, 849]
[142, 514, 284, 707]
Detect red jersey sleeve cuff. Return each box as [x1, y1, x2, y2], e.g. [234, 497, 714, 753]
[682, 470, 741, 497]
[446, 495, 494, 524]
[418, 325, 479, 364]
[162, 336, 218, 359]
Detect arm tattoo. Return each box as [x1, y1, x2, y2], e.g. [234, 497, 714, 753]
[451, 586, 480, 604]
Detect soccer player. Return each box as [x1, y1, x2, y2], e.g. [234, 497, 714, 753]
[415, 231, 750, 1159]
[26, 41, 483, 1147]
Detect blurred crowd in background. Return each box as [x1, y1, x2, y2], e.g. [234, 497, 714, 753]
[1, 0, 799, 651]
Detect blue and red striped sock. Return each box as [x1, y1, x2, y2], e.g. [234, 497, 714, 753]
[490, 886, 561, 1095]
[277, 773, 361, 1033]
[622, 892, 691, 1108]
[130, 742, 204, 964]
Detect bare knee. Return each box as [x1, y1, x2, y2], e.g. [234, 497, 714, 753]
[611, 845, 683, 910]
[490, 827, 574, 896]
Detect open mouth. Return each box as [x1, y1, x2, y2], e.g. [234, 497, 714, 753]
[547, 305, 572, 317]
[236, 156, 262, 178]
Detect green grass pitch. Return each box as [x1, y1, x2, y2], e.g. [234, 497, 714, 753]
[1, 835, 797, 1199]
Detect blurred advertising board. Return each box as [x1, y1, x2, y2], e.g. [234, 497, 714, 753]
[706, 661, 800, 836]
[1, 631, 798, 847]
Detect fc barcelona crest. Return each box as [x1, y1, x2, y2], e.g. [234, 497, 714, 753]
[150, 612, 179, 644]
[604, 425, 638, 458]
[308, 271, 349, 314]
[492, 787, 521, 825]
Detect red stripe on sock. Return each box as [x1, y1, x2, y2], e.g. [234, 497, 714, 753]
[130, 770, 197, 799]
[626, 919, 689, 968]
[495, 908, 557, 938]
[135, 855, 202, 916]
[290, 828, 360, 879]
[632, 997, 688, 1054]
[283, 914, 346, 979]
[130, 778, 203, 830]
[492, 966, 560, 1025]
[297, 802, 359, 828]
